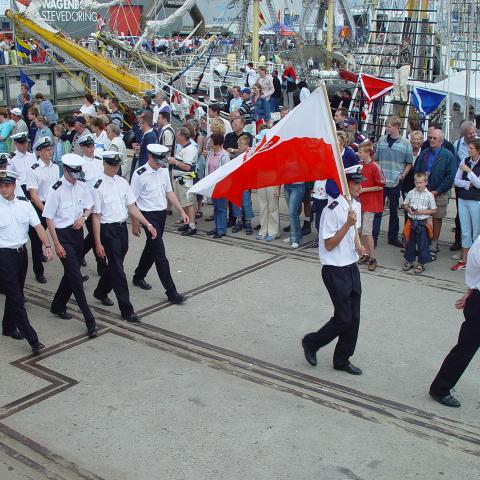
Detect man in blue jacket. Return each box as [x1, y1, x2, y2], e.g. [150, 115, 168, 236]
[414, 128, 457, 254]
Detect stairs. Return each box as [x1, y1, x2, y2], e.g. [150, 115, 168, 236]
[349, 0, 438, 136]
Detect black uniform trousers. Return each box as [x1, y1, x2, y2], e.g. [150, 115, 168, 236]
[28, 203, 47, 278]
[133, 210, 176, 294]
[0, 246, 39, 345]
[82, 215, 103, 268]
[304, 263, 361, 367]
[430, 289, 480, 397]
[94, 222, 134, 317]
[51, 227, 96, 330]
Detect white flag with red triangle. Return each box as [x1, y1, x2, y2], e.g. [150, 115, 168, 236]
[189, 87, 348, 206]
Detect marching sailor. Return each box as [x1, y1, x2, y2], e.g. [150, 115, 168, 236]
[0, 170, 52, 354]
[91, 151, 157, 323]
[130, 144, 188, 303]
[302, 165, 366, 375]
[26, 136, 59, 284]
[42, 154, 98, 338]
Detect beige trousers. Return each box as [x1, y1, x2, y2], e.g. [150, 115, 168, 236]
[393, 65, 411, 102]
[257, 187, 279, 238]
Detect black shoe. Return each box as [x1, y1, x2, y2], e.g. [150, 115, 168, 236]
[232, 223, 242, 233]
[449, 242, 462, 252]
[122, 313, 140, 323]
[213, 233, 225, 239]
[388, 239, 403, 248]
[50, 308, 72, 320]
[181, 227, 197, 236]
[301, 338, 317, 366]
[227, 219, 235, 228]
[2, 330, 24, 340]
[177, 223, 189, 232]
[429, 390, 461, 408]
[93, 293, 114, 306]
[334, 362, 363, 375]
[87, 327, 98, 338]
[301, 224, 311, 235]
[245, 223, 253, 235]
[31, 342, 45, 355]
[82, 275, 89, 283]
[35, 274, 47, 284]
[283, 225, 291, 232]
[132, 278, 152, 290]
[167, 292, 186, 304]
[206, 229, 216, 236]
[80, 257, 87, 267]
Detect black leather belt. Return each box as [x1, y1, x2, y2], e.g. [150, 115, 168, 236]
[0, 245, 25, 253]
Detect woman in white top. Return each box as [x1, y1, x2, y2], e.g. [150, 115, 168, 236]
[105, 123, 127, 174]
[80, 93, 96, 118]
[90, 116, 108, 150]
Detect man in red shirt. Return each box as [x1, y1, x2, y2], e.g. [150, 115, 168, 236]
[358, 142, 385, 271]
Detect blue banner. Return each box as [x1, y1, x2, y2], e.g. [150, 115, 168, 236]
[412, 87, 447, 117]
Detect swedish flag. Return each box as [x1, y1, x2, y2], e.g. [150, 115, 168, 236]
[16, 39, 31, 58]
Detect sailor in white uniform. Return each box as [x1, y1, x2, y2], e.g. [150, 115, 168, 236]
[9, 131, 36, 196]
[26, 136, 59, 284]
[91, 151, 157, 323]
[0, 170, 52, 354]
[302, 165, 366, 375]
[130, 144, 189, 303]
[42, 153, 97, 338]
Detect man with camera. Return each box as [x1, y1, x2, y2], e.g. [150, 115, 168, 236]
[168, 127, 198, 236]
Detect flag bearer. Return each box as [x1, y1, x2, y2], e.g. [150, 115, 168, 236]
[301, 165, 366, 375]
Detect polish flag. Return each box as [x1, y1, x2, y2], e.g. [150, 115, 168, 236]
[189, 87, 349, 206]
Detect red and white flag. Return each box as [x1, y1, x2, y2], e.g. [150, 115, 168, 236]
[189, 87, 348, 206]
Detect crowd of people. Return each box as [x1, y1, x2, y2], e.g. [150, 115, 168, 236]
[1, 76, 479, 408]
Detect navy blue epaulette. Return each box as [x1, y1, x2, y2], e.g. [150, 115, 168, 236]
[16, 196, 28, 201]
[52, 180, 62, 190]
[94, 179, 102, 189]
[31, 163, 39, 170]
[137, 167, 146, 175]
[328, 201, 339, 210]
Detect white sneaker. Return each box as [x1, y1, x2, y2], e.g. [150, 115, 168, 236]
[291, 242, 299, 249]
[283, 237, 291, 243]
[451, 253, 461, 260]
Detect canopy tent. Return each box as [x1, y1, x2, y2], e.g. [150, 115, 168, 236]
[410, 71, 480, 111]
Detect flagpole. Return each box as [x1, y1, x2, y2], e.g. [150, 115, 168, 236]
[320, 81, 350, 201]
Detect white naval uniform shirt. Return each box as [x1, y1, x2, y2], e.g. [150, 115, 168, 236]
[82, 156, 104, 190]
[26, 160, 60, 202]
[318, 195, 362, 267]
[92, 174, 136, 224]
[466, 235, 480, 290]
[9, 150, 37, 185]
[130, 163, 172, 211]
[42, 179, 94, 229]
[0, 195, 40, 248]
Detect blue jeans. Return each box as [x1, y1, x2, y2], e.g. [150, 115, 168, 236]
[213, 198, 228, 234]
[284, 183, 305, 244]
[373, 184, 401, 242]
[458, 198, 480, 248]
[232, 190, 254, 221]
[270, 96, 280, 113]
[404, 220, 432, 264]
